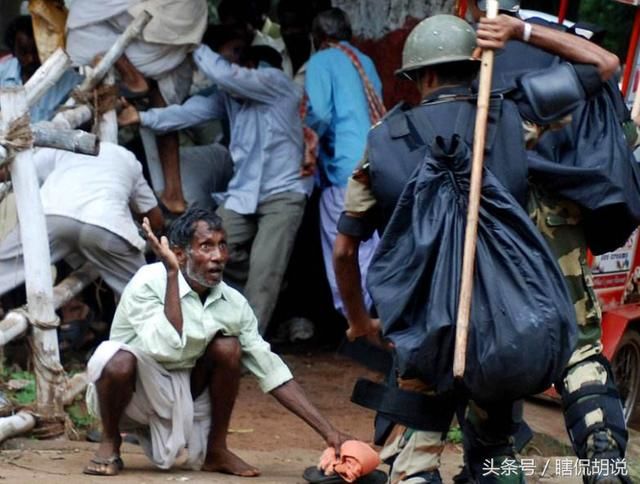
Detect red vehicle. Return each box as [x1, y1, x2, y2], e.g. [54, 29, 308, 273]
[590, 233, 640, 424]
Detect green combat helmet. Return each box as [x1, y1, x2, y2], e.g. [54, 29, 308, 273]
[395, 14, 478, 78]
[477, 0, 520, 13]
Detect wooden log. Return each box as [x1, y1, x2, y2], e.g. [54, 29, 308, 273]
[0, 312, 29, 346]
[453, 0, 498, 379]
[0, 262, 99, 347]
[24, 48, 71, 110]
[76, 11, 152, 93]
[0, 125, 98, 167]
[31, 124, 99, 155]
[0, 411, 36, 444]
[0, 87, 64, 418]
[98, 71, 118, 143]
[50, 104, 93, 130]
[52, 262, 99, 306]
[63, 372, 88, 406]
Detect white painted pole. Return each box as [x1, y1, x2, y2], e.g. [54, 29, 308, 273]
[63, 372, 88, 406]
[0, 262, 99, 347]
[98, 71, 118, 143]
[0, 126, 99, 166]
[50, 104, 93, 130]
[24, 48, 71, 109]
[0, 87, 64, 418]
[0, 411, 36, 444]
[0, 313, 29, 346]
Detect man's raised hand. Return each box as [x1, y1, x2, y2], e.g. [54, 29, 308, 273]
[142, 217, 180, 273]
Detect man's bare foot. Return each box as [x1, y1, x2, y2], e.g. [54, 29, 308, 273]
[202, 448, 260, 477]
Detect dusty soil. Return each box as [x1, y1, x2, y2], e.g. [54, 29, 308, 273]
[0, 352, 637, 483]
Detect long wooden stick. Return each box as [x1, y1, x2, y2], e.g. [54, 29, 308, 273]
[453, 0, 499, 379]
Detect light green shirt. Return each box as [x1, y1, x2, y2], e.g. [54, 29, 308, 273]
[110, 262, 293, 392]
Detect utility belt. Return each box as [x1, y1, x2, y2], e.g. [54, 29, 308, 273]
[351, 378, 456, 433]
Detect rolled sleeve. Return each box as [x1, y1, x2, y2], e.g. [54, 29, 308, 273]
[237, 301, 293, 392]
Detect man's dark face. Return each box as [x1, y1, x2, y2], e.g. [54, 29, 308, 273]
[14, 31, 40, 81]
[180, 221, 228, 293]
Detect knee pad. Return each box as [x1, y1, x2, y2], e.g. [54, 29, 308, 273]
[557, 355, 628, 460]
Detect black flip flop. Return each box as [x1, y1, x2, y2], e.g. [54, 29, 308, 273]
[302, 466, 387, 484]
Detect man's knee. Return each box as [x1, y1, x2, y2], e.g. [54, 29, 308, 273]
[207, 336, 241, 366]
[100, 350, 136, 384]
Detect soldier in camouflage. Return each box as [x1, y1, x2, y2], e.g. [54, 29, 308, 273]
[472, 1, 630, 483]
[334, 3, 625, 483]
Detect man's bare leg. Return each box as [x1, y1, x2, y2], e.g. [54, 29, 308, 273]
[84, 350, 136, 475]
[115, 55, 149, 95]
[191, 336, 260, 477]
[149, 86, 187, 215]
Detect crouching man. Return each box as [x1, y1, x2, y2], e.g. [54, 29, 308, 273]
[84, 208, 349, 476]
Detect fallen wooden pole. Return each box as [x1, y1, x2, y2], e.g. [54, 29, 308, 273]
[31, 124, 99, 155]
[52, 262, 100, 306]
[0, 262, 99, 346]
[0, 126, 98, 167]
[63, 372, 88, 406]
[0, 411, 36, 444]
[50, 104, 93, 130]
[0, 312, 29, 347]
[453, 0, 498, 379]
[24, 48, 72, 109]
[76, 11, 152, 93]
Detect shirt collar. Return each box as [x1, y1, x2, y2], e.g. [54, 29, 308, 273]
[177, 269, 226, 305]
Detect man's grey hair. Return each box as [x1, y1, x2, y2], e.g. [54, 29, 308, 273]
[312, 8, 352, 43]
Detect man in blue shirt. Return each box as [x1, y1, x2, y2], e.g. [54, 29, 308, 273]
[119, 37, 312, 336]
[0, 16, 80, 123]
[304, 8, 383, 316]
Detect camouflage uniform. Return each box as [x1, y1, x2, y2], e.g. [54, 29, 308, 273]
[528, 183, 629, 481]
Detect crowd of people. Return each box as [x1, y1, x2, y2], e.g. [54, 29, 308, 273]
[0, 0, 637, 483]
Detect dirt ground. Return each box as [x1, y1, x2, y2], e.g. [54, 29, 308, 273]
[0, 352, 637, 483]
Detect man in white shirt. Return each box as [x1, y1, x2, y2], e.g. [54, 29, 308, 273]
[83, 208, 349, 476]
[0, 142, 163, 296]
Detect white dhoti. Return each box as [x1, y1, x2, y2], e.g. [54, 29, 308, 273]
[86, 340, 211, 470]
[66, 0, 207, 104]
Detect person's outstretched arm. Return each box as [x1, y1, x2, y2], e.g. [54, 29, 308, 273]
[270, 380, 351, 453]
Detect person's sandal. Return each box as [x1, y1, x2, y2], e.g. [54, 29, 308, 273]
[83, 455, 124, 476]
